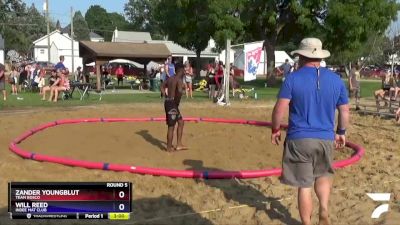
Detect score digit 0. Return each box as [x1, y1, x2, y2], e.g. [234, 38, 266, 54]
[118, 191, 125, 199]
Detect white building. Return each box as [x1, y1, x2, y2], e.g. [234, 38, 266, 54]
[0, 34, 4, 65]
[89, 32, 104, 42]
[32, 30, 82, 71]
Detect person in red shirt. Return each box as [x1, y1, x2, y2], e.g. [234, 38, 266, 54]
[115, 65, 124, 86]
[215, 61, 224, 90]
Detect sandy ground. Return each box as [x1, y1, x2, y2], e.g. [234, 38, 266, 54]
[0, 102, 399, 225]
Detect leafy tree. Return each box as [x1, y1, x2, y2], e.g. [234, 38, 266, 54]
[155, 0, 215, 75]
[85, 5, 111, 40]
[85, 5, 130, 41]
[125, 0, 163, 39]
[241, 0, 399, 80]
[208, 0, 244, 51]
[73, 11, 90, 41]
[56, 20, 61, 30]
[323, 0, 399, 65]
[0, 1, 48, 56]
[241, 0, 326, 80]
[108, 12, 130, 32]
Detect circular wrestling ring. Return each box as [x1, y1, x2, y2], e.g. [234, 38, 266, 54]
[9, 117, 365, 179]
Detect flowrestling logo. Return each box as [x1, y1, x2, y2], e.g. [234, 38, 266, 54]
[367, 193, 391, 219]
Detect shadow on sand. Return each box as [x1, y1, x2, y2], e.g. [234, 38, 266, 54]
[136, 129, 166, 151]
[183, 159, 301, 225]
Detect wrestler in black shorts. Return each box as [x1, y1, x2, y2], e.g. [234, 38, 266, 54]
[164, 98, 182, 127]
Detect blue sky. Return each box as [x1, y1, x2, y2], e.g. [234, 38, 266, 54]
[23, 0, 126, 27]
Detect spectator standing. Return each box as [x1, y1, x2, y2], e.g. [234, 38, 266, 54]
[115, 65, 124, 86]
[75, 66, 82, 82]
[31, 64, 40, 89]
[184, 61, 194, 98]
[279, 59, 292, 78]
[229, 63, 238, 95]
[291, 62, 299, 72]
[55, 56, 66, 70]
[160, 65, 166, 98]
[28, 64, 35, 83]
[18, 66, 28, 92]
[215, 61, 224, 90]
[165, 55, 175, 79]
[349, 63, 362, 110]
[0, 63, 7, 101]
[272, 38, 349, 225]
[10, 66, 19, 95]
[102, 66, 110, 87]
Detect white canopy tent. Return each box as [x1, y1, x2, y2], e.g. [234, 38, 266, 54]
[85, 59, 161, 72]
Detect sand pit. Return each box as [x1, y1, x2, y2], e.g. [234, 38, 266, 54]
[17, 120, 283, 171]
[0, 102, 399, 225]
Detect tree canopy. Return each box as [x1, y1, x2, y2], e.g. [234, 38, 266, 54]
[0, 1, 48, 55]
[85, 5, 129, 41]
[73, 11, 90, 41]
[323, 0, 399, 65]
[124, 0, 163, 39]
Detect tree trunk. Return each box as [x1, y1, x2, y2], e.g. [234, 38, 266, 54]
[264, 37, 277, 86]
[195, 50, 201, 78]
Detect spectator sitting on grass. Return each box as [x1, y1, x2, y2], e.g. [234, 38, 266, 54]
[48, 70, 70, 102]
[37, 69, 46, 95]
[374, 70, 394, 101]
[42, 69, 59, 101]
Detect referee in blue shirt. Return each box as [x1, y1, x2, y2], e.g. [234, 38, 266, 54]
[271, 38, 349, 225]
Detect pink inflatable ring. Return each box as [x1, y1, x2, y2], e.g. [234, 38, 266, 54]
[9, 117, 365, 179]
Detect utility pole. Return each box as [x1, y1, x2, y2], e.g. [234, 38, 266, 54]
[71, 7, 74, 74]
[46, 0, 50, 63]
[224, 39, 231, 105]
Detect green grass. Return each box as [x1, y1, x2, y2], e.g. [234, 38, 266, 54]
[342, 79, 381, 98]
[0, 78, 381, 110]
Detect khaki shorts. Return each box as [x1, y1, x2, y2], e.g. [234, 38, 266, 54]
[350, 87, 361, 98]
[280, 139, 334, 188]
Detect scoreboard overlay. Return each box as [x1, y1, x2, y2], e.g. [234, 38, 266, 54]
[8, 182, 132, 220]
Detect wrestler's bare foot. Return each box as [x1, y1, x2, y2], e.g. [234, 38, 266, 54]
[175, 145, 188, 151]
[166, 146, 175, 152]
[318, 211, 331, 225]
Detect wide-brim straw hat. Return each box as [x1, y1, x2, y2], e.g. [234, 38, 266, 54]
[291, 38, 330, 59]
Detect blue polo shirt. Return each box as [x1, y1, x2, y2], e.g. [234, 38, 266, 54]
[54, 62, 66, 70]
[278, 66, 348, 140]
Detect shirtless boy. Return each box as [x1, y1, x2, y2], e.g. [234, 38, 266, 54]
[161, 63, 188, 152]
